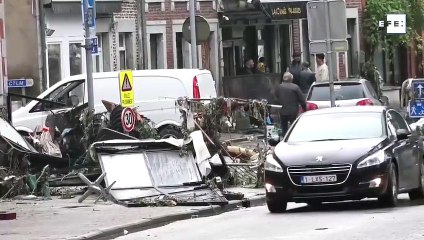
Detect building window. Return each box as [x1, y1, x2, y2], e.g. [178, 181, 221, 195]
[69, 42, 82, 76]
[176, 32, 184, 69]
[94, 34, 104, 73]
[175, 32, 190, 69]
[119, 32, 134, 70]
[47, 44, 62, 87]
[150, 33, 164, 69]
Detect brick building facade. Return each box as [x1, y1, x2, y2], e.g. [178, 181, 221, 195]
[291, 0, 364, 80]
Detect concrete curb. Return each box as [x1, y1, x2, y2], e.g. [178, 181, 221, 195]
[71, 195, 266, 240]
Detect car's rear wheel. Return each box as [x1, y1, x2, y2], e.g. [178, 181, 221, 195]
[158, 126, 184, 139]
[267, 198, 287, 213]
[409, 160, 424, 200]
[378, 164, 398, 207]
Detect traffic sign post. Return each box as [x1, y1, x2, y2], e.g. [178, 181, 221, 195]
[119, 70, 134, 108]
[410, 81, 424, 118]
[121, 107, 136, 133]
[82, 0, 95, 111]
[307, 0, 348, 108]
[90, 37, 98, 54]
[409, 100, 424, 118]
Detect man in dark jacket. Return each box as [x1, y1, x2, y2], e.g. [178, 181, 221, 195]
[275, 72, 307, 136]
[287, 52, 302, 86]
[298, 62, 316, 96]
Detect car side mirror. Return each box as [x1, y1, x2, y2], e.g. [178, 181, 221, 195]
[396, 129, 410, 140]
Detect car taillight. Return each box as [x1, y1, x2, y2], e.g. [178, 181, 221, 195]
[306, 102, 318, 111]
[356, 99, 373, 106]
[193, 76, 201, 99]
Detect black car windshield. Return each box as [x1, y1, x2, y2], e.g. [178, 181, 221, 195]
[309, 83, 365, 101]
[286, 112, 385, 143]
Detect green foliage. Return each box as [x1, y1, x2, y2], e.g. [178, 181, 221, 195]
[134, 120, 158, 139]
[363, 0, 424, 55]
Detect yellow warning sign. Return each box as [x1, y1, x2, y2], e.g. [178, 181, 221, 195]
[119, 70, 134, 107]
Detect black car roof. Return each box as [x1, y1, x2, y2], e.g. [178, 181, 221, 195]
[302, 106, 390, 116]
[312, 79, 367, 86]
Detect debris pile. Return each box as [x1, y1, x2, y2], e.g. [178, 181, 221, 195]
[0, 97, 275, 206]
[176, 97, 275, 188]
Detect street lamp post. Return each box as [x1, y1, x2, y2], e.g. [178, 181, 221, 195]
[189, 0, 198, 69]
[83, 0, 95, 111]
[324, 0, 336, 108]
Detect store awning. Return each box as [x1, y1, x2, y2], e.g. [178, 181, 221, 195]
[43, 0, 124, 15]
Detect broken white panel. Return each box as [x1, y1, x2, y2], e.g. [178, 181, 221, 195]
[209, 153, 222, 166]
[190, 130, 211, 176]
[99, 153, 153, 200]
[0, 117, 32, 151]
[145, 150, 202, 186]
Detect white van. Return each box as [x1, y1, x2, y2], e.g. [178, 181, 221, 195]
[12, 69, 217, 137]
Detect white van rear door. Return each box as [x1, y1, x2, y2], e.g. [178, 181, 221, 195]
[196, 73, 217, 98]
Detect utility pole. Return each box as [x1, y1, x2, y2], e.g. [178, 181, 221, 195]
[140, 0, 148, 69]
[324, 0, 335, 107]
[83, 0, 95, 111]
[189, 0, 198, 68]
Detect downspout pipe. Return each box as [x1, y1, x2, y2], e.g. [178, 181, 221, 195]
[37, 0, 48, 93]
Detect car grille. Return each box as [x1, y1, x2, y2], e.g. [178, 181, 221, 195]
[287, 164, 352, 186]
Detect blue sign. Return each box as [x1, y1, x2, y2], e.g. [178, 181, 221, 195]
[81, 0, 96, 29]
[88, 0, 95, 8]
[412, 81, 424, 99]
[409, 100, 424, 118]
[91, 37, 98, 54]
[8, 79, 34, 88]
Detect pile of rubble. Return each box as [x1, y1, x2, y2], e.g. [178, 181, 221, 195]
[0, 97, 275, 207]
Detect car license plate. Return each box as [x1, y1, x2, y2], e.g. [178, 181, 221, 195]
[301, 175, 337, 184]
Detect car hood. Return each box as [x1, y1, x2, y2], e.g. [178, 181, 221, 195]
[274, 137, 386, 166]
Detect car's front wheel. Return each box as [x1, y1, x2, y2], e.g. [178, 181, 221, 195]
[409, 160, 424, 200]
[267, 198, 287, 213]
[378, 164, 398, 207]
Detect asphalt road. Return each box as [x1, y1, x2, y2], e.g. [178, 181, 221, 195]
[115, 194, 424, 240]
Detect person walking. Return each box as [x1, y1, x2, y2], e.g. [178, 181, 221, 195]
[287, 52, 302, 86]
[315, 53, 329, 82]
[298, 62, 316, 96]
[275, 72, 307, 136]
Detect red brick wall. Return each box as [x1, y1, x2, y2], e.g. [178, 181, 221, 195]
[145, 0, 218, 68]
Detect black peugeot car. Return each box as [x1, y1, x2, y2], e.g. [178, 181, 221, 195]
[265, 106, 424, 213]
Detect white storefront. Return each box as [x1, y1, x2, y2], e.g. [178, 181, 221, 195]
[43, 0, 136, 87]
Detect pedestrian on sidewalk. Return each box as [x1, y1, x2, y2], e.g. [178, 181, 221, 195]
[315, 53, 329, 82]
[298, 62, 316, 97]
[274, 72, 307, 136]
[287, 52, 302, 86]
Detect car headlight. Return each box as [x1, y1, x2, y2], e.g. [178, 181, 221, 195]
[357, 151, 387, 169]
[264, 153, 284, 172]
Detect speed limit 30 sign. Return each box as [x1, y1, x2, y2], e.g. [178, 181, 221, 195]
[121, 107, 136, 132]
